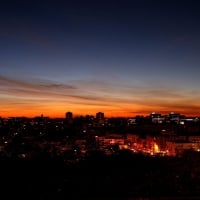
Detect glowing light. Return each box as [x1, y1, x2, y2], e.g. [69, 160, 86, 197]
[154, 143, 159, 153]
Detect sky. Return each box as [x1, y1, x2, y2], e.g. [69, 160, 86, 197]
[0, 0, 200, 117]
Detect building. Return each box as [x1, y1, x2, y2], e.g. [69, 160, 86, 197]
[150, 112, 165, 123]
[169, 112, 180, 123]
[96, 112, 104, 119]
[96, 112, 105, 125]
[166, 141, 200, 156]
[65, 112, 73, 120]
[150, 112, 161, 118]
[95, 134, 125, 151]
[65, 112, 73, 124]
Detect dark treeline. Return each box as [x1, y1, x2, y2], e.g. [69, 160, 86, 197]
[1, 150, 200, 200]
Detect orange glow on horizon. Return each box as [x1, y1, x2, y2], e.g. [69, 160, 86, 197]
[1, 108, 199, 118]
[0, 75, 200, 118]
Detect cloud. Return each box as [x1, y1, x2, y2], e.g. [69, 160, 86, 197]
[0, 75, 108, 103]
[0, 75, 200, 117]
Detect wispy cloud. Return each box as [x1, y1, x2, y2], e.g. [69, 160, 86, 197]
[0, 75, 199, 117]
[0, 75, 107, 103]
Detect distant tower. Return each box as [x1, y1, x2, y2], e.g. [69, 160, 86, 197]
[169, 112, 180, 123]
[150, 112, 161, 119]
[66, 112, 73, 120]
[96, 112, 104, 120]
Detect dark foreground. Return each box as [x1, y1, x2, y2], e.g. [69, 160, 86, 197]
[1, 150, 200, 200]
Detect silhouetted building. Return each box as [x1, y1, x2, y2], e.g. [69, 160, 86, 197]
[150, 112, 165, 123]
[169, 112, 180, 123]
[150, 112, 161, 119]
[66, 112, 73, 120]
[96, 112, 104, 120]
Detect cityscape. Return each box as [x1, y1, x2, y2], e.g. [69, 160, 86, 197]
[1, 111, 200, 199]
[1, 0, 200, 199]
[1, 111, 200, 158]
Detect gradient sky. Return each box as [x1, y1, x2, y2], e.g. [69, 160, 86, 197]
[0, 0, 200, 117]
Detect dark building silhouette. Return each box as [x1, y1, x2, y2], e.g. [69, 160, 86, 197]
[150, 112, 161, 119]
[169, 112, 180, 123]
[96, 112, 104, 120]
[66, 112, 73, 120]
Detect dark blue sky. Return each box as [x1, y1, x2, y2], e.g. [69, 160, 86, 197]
[0, 0, 200, 117]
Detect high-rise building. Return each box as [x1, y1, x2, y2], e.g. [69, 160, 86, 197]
[169, 112, 180, 123]
[96, 112, 104, 119]
[66, 112, 73, 120]
[150, 112, 161, 119]
[150, 112, 164, 123]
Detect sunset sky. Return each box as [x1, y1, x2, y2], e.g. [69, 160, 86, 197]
[0, 0, 200, 117]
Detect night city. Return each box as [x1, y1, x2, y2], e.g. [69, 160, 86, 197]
[1, 0, 200, 199]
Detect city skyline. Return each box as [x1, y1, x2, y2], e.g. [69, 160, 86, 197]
[1, 0, 200, 117]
